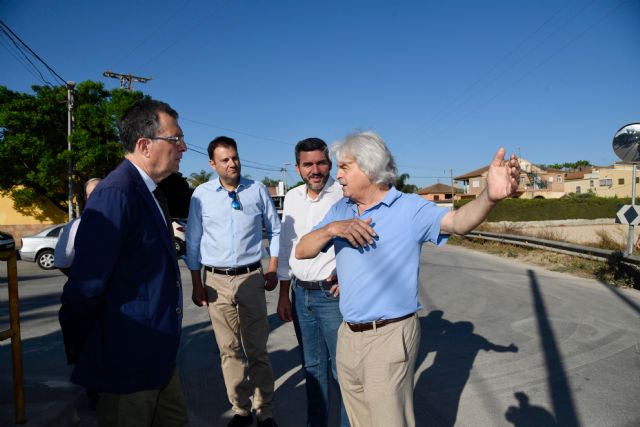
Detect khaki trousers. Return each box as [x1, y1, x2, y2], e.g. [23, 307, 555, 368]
[97, 367, 188, 427]
[336, 314, 419, 427]
[205, 269, 274, 420]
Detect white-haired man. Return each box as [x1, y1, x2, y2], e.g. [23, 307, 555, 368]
[296, 131, 521, 427]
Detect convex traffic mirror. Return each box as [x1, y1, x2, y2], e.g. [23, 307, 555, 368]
[612, 123, 640, 163]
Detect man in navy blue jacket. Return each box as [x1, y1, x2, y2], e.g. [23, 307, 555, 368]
[60, 99, 188, 426]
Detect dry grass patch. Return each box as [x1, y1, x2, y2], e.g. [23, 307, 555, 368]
[593, 229, 625, 251]
[449, 236, 636, 288]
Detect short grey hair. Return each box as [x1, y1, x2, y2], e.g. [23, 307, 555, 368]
[84, 178, 102, 197]
[332, 131, 397, 186]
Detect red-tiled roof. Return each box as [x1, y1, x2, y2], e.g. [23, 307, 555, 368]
[454, 165, 489, 180]
[417, 183, 463, 195]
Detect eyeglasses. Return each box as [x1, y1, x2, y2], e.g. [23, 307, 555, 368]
[148, 135, 187, 148]
[228, 190, 242, 210]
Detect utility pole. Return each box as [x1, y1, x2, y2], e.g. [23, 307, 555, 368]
[103, 70, 151, 90]
[450, 168, 454, 208]
[66, 81, 75, 222]
[280, 163, 292, 195]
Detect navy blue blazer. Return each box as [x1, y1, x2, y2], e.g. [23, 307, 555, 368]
[60, 159, 183, 393]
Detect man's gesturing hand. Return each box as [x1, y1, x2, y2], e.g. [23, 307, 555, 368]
[327, 217, 377, 248]
[486, 148, 521, 203]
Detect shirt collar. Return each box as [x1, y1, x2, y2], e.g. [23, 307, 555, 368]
[346, 185, 401, 213]
[214, 176, 249, 192]
[305, 176, 336, 202]
[131, 162, 157, 193]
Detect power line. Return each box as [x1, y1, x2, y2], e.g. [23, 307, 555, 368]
[420, 0, 627, 144]
[0, 35, 48, 85]
[186, 141, 283, 170]
[0, 20, 66, 85]
[182, 117, 294, 146]
[111, 0, 192, 71]
[410, 0, 601, 142]
[139, 6, 221, 69]
[409, 0, 575, 140]
[0, 26, 55, 87]
[185, 143, 281, 172]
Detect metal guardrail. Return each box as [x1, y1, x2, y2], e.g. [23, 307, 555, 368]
[466, 230, 640, 267]
[0, 249, 26, 424]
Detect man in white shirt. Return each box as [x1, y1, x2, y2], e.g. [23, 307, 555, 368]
[277, 138, 349, 427]
[54, 178, 102, 275]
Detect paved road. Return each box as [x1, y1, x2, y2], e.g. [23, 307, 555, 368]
[1, 244, 639, 426]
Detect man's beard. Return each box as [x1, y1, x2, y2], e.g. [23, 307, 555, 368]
[305, 174, 328, 191]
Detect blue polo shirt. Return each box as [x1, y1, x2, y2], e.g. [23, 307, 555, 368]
[314, 187, 448, 323]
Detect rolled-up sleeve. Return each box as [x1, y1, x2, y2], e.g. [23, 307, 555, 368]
[261, 185, 281, 257]
[185, 190, 204, 270]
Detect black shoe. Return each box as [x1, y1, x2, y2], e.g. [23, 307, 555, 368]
[228, 413, 253, 427]
[257, 418, 278, 427]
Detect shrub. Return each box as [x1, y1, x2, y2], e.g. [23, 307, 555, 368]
[454, 196, 630, 222]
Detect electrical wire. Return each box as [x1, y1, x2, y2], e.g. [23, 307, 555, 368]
[420, 0, 627, 144]
[0, 20, 66, 85]
[185, 143, 281, 172]
[0, 26, 55, 87]
[182, 117, 293, 146]
[139, 5, 222, 69]
[111, 0, 192, 70]
[410, 0, 602, 142]
[409, 0, 575, 139]
[0, 35, 48, 85]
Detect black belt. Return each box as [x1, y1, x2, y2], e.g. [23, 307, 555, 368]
[294, 277, 336, 290]
[205, 261, 261, 276]
[346, 313, 415, 332]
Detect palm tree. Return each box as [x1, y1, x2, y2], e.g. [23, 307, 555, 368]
[188, 169, 213, 188]
[395, 173, 418, 193]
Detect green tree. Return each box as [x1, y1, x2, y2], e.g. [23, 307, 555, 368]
[187, 169, 213, 188]
[0, 81, 143, 220]
[261, 176, 279, 187]
[545, 160, 591, 171]
[395, 173, 418, 193]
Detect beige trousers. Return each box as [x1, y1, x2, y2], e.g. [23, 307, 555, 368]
[336, 314, 420, 427]
[205, 269, 274, 420]
[97, 367, 188, 427]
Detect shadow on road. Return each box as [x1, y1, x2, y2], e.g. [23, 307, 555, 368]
[413, 310, 518, 426]
[596, 278, 640, 315]
[525, 269, 580, 427]
[505, 391, 558, 426]
[178, 312, 306, 426]
[0, 273, 63, 283]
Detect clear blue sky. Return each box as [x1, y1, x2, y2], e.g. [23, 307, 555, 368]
[2, 0, 639, 188]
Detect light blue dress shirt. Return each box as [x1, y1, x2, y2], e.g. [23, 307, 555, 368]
[313, 187, 448, 323]
[186, 177, 281, 270]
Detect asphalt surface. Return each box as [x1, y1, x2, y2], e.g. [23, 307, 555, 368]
[1, 244, 639, 427]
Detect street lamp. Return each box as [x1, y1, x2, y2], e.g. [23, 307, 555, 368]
[280, 163, 292, 194]
[66, 81, 75, 222]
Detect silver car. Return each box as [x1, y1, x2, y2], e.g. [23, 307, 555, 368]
[19, 224, 64, 270]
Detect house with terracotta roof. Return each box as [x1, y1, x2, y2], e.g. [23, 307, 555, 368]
[454, 158, 567, 199]
[564, 163, 638, 197]
[416, 183, 465, 209]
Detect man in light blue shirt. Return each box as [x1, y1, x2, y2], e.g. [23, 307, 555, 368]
[186, 136, 281, 427]
[296, 131, 521, 427]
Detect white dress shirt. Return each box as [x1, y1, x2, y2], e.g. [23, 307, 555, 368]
[277, 176, 344, 281]
[54, 218, 81, 268]
[131, 162, 166, 222]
